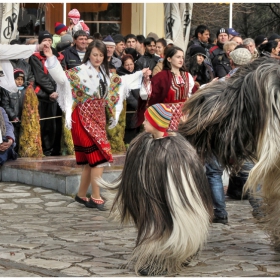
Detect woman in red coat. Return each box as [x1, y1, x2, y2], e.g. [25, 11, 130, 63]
[137, 46, 194, 128]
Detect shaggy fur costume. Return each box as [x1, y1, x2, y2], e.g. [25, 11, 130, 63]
[178, 57, 280, 248]
[99, 132, 213, 275]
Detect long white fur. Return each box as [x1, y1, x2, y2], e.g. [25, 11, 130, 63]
[244, 66, 280, 248]
[102, 165, 211, 275]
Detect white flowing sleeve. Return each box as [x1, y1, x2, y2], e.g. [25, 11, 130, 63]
[0, 44, 36, 60]
[114, 71, 143, 123]
[188, 73, 195, 97]
[139, 80, 151, 100]
[45, 55, 73, 129]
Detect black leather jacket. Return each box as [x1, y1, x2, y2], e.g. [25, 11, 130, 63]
[135, 52, 160, 71]
[10, 59, 34, 86]
[0, 87, 25, 120]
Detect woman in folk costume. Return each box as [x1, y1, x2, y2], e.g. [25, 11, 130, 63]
[43, 40, 149, 211]
[137, 46, 194, 131]
[99, 103, 213, 276]
[178, 56, 280, 249]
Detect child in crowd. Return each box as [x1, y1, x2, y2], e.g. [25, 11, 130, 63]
[52, 22, 68, 49]
[0, 69, 26, 152]
[99, 103, 213, 276]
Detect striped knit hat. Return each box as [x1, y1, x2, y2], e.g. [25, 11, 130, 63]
[68, 9, 80, 25]
[144, 103, 172, 132]
[55, 22, 67, 35]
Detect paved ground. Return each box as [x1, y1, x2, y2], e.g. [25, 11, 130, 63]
[0, 182, 280, 277]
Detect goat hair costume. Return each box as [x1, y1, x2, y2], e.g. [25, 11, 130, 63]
[178, 57, 280, 249]
[99, 131, 213, 275]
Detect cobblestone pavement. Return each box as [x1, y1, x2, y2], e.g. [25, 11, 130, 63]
[0, 182, 280, 277]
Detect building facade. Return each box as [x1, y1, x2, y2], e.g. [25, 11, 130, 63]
[18, 3, 165, 41]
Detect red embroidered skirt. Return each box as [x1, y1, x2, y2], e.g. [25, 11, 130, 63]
[71, 99, 113, 167]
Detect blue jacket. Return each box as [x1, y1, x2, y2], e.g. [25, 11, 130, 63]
[0, 107, 15, 147]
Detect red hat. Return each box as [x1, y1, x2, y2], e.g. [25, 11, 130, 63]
[55, 22, 67, 35]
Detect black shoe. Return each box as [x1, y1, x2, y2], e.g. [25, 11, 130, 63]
[85, 198, 106, 211]
[212, 216, 228, 224]
[138, 267, 167, 276]
[74, 195, 88, 206]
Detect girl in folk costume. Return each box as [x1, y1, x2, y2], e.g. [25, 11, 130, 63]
[137, 46, 194, 130]
[99, 103, 213, 276]
[178, 56, 280, 250]
[43, 40, 149, 210]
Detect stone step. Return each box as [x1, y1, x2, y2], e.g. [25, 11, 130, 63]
[0, 154, 126, 196]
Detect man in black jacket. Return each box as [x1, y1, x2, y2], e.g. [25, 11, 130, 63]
[62, 30, 88, 69]
[135, 37, 160, 71]
[186, 25, 212, 65]
[29, 31, 66, 156]
[209, 28, 230, 77]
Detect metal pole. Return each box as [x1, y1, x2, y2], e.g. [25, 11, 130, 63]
[63, 1, 67, 25]
[229, 1, 233, 28]
[143, 3, 146, 37]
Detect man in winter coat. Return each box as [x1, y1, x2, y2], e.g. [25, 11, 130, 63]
[135, 37, 160, 72]
[29, 31, 66, 156]
[63, 30, 88, 69]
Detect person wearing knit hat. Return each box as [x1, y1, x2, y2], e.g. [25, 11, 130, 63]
[144, 103, 172, 138]
[13, 68, 25, 85]
[68, 8, 80, 25]
[189, 45, 207, 58]
[38, 30, 53, 44]
[185, 45, 215, 91]
[103, 35, 116, 46]
[67, 8, 90, 36]
[103, 35, 121, 72]
[254, 35, 268, 48]
[55, 22, 67, 35]
[98, 105, 213, 276]
[209, 28, 230, 76]
[229, 47, 252, 66]
[52, 22, 68, 49]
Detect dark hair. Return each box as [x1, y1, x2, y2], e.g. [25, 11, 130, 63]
[93, 32, 102, 40]
[195, 25, 210, 38]
[163, 46, 187, 71]
[10, 39, 21, 45]
[136, 35, 145, 44]
[87, 35, 94, 40]
[73, 30, 88, 40]
[121, 54, 134, 65]
[163, 45, 172, 57]
[124, 47, 138, 61]
[125, 33, 137, 43]
[144, 37, 156, 47]
[82, 40, 109, 76]
[259, 40, 278, 53]
[156, 38, 167, 48]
